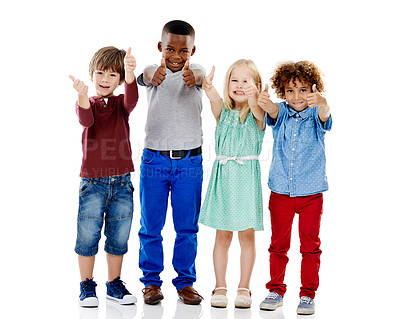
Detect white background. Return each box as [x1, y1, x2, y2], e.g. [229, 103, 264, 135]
[1, 0, 399, 318]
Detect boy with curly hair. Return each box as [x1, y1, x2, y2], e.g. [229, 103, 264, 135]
[257, 61, 332, 315]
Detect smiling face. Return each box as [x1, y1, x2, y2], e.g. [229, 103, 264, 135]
[158, 33, 195, 72]
[228, 65, 252, 109]
[92, 69, 121, 98]
[284, 78, 312, 112]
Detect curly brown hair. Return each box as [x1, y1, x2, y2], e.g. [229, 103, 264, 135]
[89, 46, 126, 84]
[271, 61, 325, 99]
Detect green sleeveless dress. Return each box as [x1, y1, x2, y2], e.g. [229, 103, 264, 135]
[199, 106, 264, 231]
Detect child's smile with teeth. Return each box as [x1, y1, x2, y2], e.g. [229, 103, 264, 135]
[228, 65, 253, 109]
[92, 69, 121, 98]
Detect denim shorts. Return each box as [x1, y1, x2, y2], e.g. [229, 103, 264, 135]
[75, 173, 134, 257]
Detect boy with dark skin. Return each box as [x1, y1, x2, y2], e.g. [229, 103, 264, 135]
[138, 20, 205, 305]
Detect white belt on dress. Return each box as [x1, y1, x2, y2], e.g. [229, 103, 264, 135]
[215, 155, 259, 165]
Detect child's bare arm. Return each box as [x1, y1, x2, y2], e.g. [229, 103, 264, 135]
[69, 75, 90, 109]
[258, 84, 279, 119]
[307, 84, 330, 122]
[124, 47, 136, 85]
[244, 78, 265, 130]
[202, 66, 223, 121]
[143, 58, 167, 86]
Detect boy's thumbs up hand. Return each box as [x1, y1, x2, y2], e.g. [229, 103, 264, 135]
[202, 66, 215, 92]
[258, 84, 271, 108]
[183, 60, 190, 71]
[182, 60, 196, 88]
[124, 47, 136, 72]
[151, 58, 167, 86]
[69, 75, 88, 96]
[307, 83, 327, 107]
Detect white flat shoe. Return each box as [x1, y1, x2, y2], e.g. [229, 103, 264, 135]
[235, 288, 252, 308]
[211, 287, 228, 308]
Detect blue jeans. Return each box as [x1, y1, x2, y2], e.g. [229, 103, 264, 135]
[138, 148, 203, 290]
[75, 173, 134, 257]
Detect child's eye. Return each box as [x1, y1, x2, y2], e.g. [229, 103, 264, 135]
[96, 71, 103, 75]
[166, 48, 174, 52]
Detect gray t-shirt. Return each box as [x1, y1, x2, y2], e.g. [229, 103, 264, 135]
[138, 64, 205, 150]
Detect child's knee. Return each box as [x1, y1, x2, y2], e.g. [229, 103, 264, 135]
[238, 228, 255, 241]
[215, 230, 233, 245]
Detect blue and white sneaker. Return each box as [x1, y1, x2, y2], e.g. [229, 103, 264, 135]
[259, 292, 283, 310]
[297, 296, 315, 315]
[106, 277, 137, 305]
[79, 278, 99, 308]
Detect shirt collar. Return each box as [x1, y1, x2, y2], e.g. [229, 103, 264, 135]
[287, 103, 311, 119]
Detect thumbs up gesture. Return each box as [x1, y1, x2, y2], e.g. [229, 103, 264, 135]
[124, 47, 136, 84]
[243, 72, 258, 98]
[202, 66, 215, 92]
[124, 47, 136, 72]
[182, 60, 196, 88]
[69, 75, 88, 97]
[151, 58, 167, 86]
[258, 84, 271, 108]
[69, 75, 90, 109]
[307, 84, 327, 108]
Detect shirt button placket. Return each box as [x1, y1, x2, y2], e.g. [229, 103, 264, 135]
[289, 115, 299, 195]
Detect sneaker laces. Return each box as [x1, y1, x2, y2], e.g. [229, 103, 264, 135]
[82, 278, 97, 297]
[300, 296, 312, 304]
[109, 277, 130, 295]
[267, 292, 280, 300]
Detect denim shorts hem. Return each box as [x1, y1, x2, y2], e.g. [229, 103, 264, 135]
[104, 244, 128, 256]
[75, 246, 98, 257]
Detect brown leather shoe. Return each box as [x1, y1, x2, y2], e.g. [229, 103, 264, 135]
[142, 284, 164, 305]
[177, 286, 203, 305]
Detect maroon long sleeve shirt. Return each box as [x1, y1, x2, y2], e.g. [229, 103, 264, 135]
[76, 80, 139, 178]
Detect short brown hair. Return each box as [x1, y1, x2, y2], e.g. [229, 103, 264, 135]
[271, 61, 325, 99]
[89, 46, 126, 84]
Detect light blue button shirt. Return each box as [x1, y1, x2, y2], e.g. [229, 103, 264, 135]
[266, 102, 332, 197]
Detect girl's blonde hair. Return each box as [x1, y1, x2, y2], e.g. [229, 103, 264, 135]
[223, 59, 262, 123]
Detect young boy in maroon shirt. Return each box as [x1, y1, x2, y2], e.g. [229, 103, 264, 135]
[69, 46, 138, 307]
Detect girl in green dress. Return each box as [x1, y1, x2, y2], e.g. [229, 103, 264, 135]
[199, 59, 265, 308]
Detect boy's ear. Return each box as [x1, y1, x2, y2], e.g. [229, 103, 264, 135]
[190, 45, 196, 56]
[158, 41, 162, 52]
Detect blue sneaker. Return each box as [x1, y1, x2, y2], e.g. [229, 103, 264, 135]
[297, 296, 315, 315]
[79, 278, 99, 308]
[259, 292, 283, 310]
[106, 277, 137, 305]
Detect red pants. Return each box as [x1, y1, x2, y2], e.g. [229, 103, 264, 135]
[266, 192, 323, 299]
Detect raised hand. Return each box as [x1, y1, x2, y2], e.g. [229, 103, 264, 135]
[124, 47, 136, 84]
[257, 84, 278, 119]
[182, 60, 196, 88]
[202, 66, 215, 92]
[258, 84, 271, 108]
[69, 75, 88, 96]
[307, 84, 327, 107]
[124, 47, 136, 73]
[151, 58, 167, 86]
[69, 75, 90, 109]
[243, 72, 258, 97]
